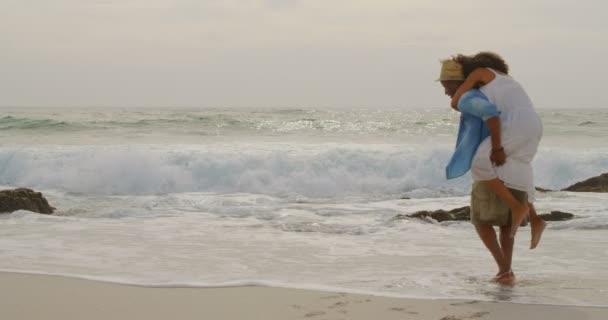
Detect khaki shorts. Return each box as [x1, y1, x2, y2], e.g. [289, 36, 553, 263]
[470, 181, 528, 226]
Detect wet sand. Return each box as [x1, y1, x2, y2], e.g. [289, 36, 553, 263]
[1, 272, 606, 320]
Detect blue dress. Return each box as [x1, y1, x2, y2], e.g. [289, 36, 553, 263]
[446, 89, 500, 179]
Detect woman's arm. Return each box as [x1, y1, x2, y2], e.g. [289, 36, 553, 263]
[486, 117, 506, 166]
[450, 68, 496, 109]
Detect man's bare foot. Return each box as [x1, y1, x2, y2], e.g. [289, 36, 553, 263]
[530, 218, 547, 250]
[509, 203, 530, 238]
[494, 270, 515, 286]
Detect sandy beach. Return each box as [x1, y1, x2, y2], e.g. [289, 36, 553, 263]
[0, 272, 605, 320]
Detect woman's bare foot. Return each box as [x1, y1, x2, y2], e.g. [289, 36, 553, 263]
[509, 203, 530, 238]
[530, 217, 547, 250]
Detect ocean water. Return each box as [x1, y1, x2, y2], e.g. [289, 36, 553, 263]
[1, 107, 607, 306]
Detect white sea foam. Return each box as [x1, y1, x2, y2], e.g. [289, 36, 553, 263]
[1, 144, 606, 197]
[1, 191, 607, 306]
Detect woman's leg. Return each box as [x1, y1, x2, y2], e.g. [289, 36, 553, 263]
[483, 178, 529, 238]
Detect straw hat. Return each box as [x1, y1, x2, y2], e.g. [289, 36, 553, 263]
[437, 60, 464, 81]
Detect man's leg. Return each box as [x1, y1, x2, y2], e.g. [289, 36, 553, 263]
[498, 225, 516, 285]
[474, 224, 509, 276]
[483, 178, 529, 238]
[499, 225, 514, 271]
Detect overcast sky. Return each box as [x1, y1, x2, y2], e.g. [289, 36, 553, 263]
[1, 0, 607, 108]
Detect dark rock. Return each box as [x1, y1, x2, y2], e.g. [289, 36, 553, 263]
[395, 206, 471, 223]
[400, 196, 411, 200]
[562, 173, 608, 192]
[538, 211, 575, 221]
[535, 187, 554, 192]
[396, 207, 576, 223]
[0, 188, 55, 214]
[578, 121, 596, 126]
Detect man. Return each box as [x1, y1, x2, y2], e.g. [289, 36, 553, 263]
[438, 59, 545, 285]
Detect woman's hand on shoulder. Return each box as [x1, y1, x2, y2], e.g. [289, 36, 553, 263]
[450, 96, 459, 110]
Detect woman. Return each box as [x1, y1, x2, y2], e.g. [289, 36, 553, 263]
[449, 52, 544, 241]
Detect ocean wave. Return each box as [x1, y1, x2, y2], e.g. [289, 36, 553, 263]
[0, 116, 84, 131]
[0, 145, 606, 197]
[0, 145, 462, 197]
[0, 109, 462, 141]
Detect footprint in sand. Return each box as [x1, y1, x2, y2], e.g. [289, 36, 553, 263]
[304, 311, 326, 318]
[328, 301, 349, 309]
[440, 311, 490, 320]
[320, 294, 346, 300]
[390, 307, 418, 315]
[468, 312, 490, 318]
[450, 300, 479, 306]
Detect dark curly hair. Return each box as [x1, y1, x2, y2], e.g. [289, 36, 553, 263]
[453, 51, 509, 78]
